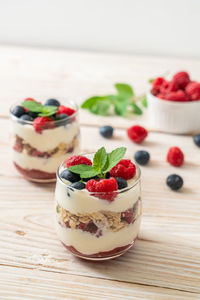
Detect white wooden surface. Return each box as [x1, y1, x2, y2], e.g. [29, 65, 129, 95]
[0, 46, 200, 299]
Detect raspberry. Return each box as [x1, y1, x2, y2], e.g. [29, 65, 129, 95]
[24, 97, 36, 102]
[110, 159, 136, 180]
[57, 105, 75, 116]
[165, 90, 187, 102]
[185, 82, 200, 101]
[167, 81, 179, 92]
[33, 117, 55, 133]
[66, 155, 92, 168]
[86, 177, 118, 201]
[152, 77, 165, 88]
[127, 125, 148, 144]
[157, 93, 166, 99]
[160, 81, 170, 94]
[172, 71, 190, 89]
[167, 147, 184, 167]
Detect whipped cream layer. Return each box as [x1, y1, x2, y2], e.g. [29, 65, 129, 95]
[56, 216, 141, 255]
[56, 176, 141, 214]
[13, 147, 80, 173]
[11, 117, 79, 152]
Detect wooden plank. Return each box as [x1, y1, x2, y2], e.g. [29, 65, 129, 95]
[0, 119, 200, 295]
[0, 266, 198, 300]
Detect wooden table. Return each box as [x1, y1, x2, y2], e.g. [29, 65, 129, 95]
[0, 46, 200, 299]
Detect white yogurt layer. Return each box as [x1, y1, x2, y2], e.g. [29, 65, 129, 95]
[11, 118, 79, 152]
[56, 216, 141, 255]
[13, 146, 80, 173]
[55, 176, 141, 214]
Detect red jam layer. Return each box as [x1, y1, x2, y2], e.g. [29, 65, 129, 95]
[14, 162, 56, 180]
[62, 240, 136, 259]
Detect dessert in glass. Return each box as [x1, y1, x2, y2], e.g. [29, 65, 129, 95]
[55, 146, 142, 260]
[10, 97, 80, 182]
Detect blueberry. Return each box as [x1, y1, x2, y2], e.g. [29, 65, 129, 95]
[45, 98, 60, 107]
[134, 150, 150, 165]
[12, 105, 26, 117]
[99, 126, 113, 138]
[69, 182, 85, 190]
[56, 113, 71, 127]
[115, 177, 127, 190]
[20, 114, 34, 122]
[60, 169, 80, 183]
[193, 134, 200, 147]
[28, 111, 38, 119]
[105, 172, 110, 179]
[166, 174, 183, 191]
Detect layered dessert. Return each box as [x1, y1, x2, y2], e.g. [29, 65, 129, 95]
[55, 146, 142, 260]
[10, 98, 80, 182]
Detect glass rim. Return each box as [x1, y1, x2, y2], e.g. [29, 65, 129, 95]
[9, 98, 79, 125]
[56, 153, 141, 194]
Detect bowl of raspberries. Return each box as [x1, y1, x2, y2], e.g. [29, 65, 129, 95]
[147, 71, 200, 134]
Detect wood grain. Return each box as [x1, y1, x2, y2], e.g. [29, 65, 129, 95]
[0, 46, 200, 299]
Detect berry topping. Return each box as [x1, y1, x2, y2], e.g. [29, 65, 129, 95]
[115, 177, 128, 190]
[12, 105, 26, 117]
[185, 82, 200, 101]
[86, 177, 118, 193]
[33, 117, 55, 133]
[165, 90, 187, 102]
[56, 113, 69, 120]
[110, 159, 136, 180]
[60, 169, 80, 183]
[20, 114, 34, 122]
[45, 98, 60, 107]
[57, 105, 75, 116]
[127, 125, 148, 144]
[167, 147, 184, 167]
[28, 111, 38, 119]
[66, 155, 92, 168]
[172, 71, 190, 89]
[69, 182, 86, 190]
[24, 98, 36, 102]
[99, 126, 113, 138]
[193, 133, 200, 147]
[134, 150, 150, 165]
[166, 174, 183, 191]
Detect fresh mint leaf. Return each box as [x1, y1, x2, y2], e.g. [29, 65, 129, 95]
[141, 95, 147, 107]
[114, 100, 128, 116]
[148, 78, 154, 83]
[93, 147, 107, 172]
[80, 169, 99, 179]
[68, 164, 94, 174]
[131, 103, 143, 115]
[81, 95, 115, 109]
[115, 83, 134, 99]
[90, 101, 110, 116]
[22, 101, 58, 116]
[103, 147, 127, 173]
[21, 101, 44, 112]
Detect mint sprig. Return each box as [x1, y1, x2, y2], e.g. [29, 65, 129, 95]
[68, 146, 126, 179]
[81, 83, 145, 117]
[21, 101, 58, 117]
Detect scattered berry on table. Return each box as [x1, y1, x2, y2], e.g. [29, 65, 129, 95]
[127, 125, 148, 144]
[110, 159, 136, 180]
[66, 155, 92, 168]
[115, 177, 128, 190]
[20, 114, 34, 122]
[193, 133, 200, 147]
[166, 174, 183, 191]
[33, 116, 55, 133]
[69, 182, 86, 190]
[60, 169, 81, 183]
[99, 126, 113, 138]
[12, 105, 26, 117]
[134, 150, 150, 165]
[45, 98, 60, 107]
[185, 82, 200, 101]
[167, 147, 184, 167]
[172, 71, 190, 89]
[57, 105, 75, 116]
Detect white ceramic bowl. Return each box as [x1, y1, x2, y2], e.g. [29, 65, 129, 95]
[147, 92, 200, 134]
